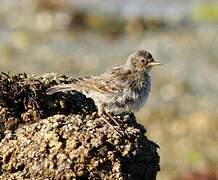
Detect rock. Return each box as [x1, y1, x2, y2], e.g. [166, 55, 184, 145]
[0, 73, 160, 179]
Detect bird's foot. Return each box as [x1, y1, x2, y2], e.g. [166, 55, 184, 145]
[100, 113, 125, 136]
[103, 111, 121, 127]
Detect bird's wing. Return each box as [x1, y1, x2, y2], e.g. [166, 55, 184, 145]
[46, 66, 129, 95]
[75, 66, 128, 94]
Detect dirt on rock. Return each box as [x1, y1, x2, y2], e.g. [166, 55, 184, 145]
[0, 73, 160, 180]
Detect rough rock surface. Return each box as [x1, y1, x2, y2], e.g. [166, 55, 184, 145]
[0, 73, 160, 179]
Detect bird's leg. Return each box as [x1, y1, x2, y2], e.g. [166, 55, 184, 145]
[103, 111, 120, 127]
[100, 116, 122, 136]
[98, 106, 122, 136]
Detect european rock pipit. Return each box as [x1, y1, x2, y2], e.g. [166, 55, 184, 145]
[47, 50, 161, 134]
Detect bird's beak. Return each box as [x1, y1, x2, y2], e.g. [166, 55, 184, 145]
[147, 60, 162, 67]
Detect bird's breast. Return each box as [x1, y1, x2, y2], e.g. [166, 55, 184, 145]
[126, 85, 150, 112]
[126, 73, 151, 112]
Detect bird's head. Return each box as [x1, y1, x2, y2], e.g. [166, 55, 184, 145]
[125, 50, 161, 73]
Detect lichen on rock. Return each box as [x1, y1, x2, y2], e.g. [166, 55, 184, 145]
[0, 73, 160, 179]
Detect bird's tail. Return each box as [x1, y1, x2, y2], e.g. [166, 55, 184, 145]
[46, 84, 75, 95]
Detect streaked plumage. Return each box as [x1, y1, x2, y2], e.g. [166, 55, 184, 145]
[46, 50, 161, 115]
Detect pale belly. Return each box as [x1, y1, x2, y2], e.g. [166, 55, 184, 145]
[91, 87, 149, 115]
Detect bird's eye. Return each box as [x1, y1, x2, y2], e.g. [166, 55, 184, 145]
[141, 59, 145, 63]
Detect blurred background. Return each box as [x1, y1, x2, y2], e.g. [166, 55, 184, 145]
[0, 0, 218, 179]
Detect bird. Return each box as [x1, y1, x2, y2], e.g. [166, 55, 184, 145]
[46, 50, 161, 135]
